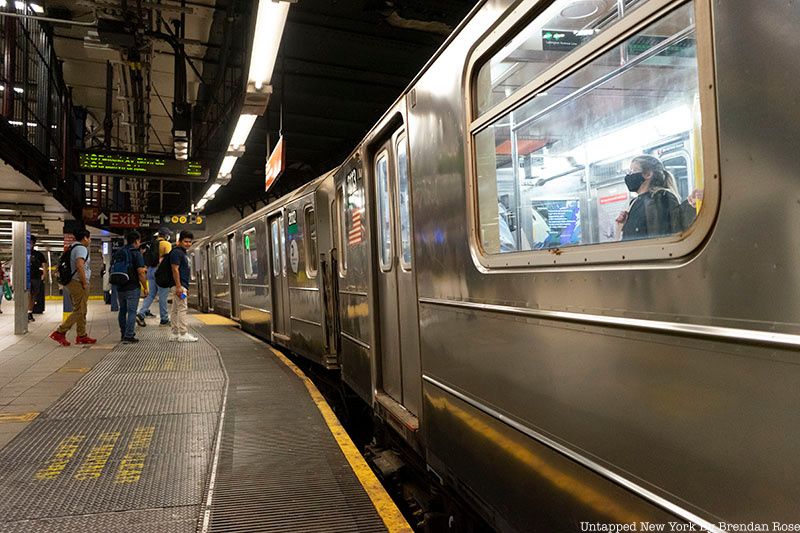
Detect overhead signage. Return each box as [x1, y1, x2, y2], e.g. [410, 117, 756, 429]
[110, 212, 141, 228]
[159, 214, 206, 230]
[265, 136, 286, 193]
[78, 151, 209, 181]
[627, 35, 696, 58]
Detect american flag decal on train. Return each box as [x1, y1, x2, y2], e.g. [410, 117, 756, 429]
[348, 209, 364, 246]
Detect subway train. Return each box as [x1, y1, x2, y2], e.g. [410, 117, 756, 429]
[189, 0, 800, 531]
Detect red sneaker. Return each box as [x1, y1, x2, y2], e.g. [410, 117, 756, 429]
[49, 331, 70, 346]
[75, 335, 97, 345]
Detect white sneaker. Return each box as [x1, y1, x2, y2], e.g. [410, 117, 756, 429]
[168, 333, 180, 342]
[177, 333, 198, 343]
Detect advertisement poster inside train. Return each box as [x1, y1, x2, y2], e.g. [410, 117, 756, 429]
[531, 199, 581, 248]
[596, 183, 630, 243]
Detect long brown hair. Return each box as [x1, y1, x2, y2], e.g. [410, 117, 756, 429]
[633, 155, 679, 198]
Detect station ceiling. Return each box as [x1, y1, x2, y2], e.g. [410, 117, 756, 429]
[46, 0, 477, 216]
[212, 0, 479, 215]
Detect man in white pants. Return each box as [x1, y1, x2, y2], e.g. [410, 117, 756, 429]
[168, 230, 197, 342]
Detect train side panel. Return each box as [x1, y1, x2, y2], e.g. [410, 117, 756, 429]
[409, 0, 800, 528]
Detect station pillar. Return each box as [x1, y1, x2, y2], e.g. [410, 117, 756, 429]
[11, 221, 29, 335]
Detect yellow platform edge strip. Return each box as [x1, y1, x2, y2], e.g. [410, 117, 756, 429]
[267, 346, 413, 533]
[46, 296, 105, 301]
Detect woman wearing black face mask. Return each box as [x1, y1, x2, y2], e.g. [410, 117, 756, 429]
[615, 155, 688, 241]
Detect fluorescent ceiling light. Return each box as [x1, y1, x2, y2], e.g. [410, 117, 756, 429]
[13, 87, 23, 94]
[14, 1, 24, 10]
[0, 1, 6, 8]
[218, 155, 238, 177]
[248, 0, 290, 90]
[230, 114, 257, 150]
[203, 183, 221, 199]
[30, 2, 43, 13]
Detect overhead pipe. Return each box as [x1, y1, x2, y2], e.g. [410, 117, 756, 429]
[103, 61, 113, 149]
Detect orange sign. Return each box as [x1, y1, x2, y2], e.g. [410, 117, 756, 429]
[265, 136, 285, 193]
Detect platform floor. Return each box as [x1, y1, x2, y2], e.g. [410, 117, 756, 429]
[0, 302, 408, 532]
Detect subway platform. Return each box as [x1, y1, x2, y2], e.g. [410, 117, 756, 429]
[0, 302, 409, 532]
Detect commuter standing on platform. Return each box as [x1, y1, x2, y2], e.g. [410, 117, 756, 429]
[136, 227, 172, 327]
[168, 230, 197, 342]
[50, 229, 96, 346]
[28, 235, 47, 322]
[113, 231, 148, 344]
[0, 261, 6, 314]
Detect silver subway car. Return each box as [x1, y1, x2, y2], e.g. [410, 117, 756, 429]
[191, 0, 800, 530]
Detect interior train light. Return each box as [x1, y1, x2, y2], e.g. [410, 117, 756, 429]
[248, 0, 290, 91]
[30, 3, 43, 13]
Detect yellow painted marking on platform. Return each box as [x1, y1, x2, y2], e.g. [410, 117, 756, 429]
[48, 295, 105, 301]
[34, 435, 85, 480]
[115, 426, 155, 484]
[267, 346, 412, 533]
[193, 313, 237, 326]
[74, 432, 120, 480]
[143, 356, 159, 371]
[58, 367, 90, 373]
[0, 412, 39, 423]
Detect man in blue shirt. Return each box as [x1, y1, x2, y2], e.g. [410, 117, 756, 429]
[169, 230, 197, 342]
[116, 231, 148, 344]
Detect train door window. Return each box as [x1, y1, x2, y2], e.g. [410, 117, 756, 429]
[243, 228, 258, 279]
[472, 0, 711, 265]
[396, 135, 412, 270]
[279, 215, 287, 276]
[213, 243, 225, 280]
[475, 0, 648, 116]
[336, 184, 347, 276]
[271, 219, 280, 276]
[188, 254, 196, 281]
[304, 205, 318, 278]
[375, 150, 393, 270]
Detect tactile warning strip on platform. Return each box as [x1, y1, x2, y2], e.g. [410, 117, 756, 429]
[0, 324, 226, 531]
[194, 323, 390, 533]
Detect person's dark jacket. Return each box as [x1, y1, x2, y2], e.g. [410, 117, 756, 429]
[621, 189, 696, 241]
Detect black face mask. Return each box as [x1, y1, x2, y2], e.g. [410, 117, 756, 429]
[625, 172, 645, 192]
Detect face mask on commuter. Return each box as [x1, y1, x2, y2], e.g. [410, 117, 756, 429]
[625, 172, 646, 192]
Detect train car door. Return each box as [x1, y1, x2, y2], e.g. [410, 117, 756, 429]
[227, 232, 239, 319]
[268, 212, 290, 340]
[373, 129, 421, 417]
[204, 244, 213, 312]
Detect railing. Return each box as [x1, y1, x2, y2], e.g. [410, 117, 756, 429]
[0, 4, 76, 211]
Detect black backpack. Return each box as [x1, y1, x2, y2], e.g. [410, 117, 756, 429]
[155, 252, 175, 288]
[57, 244, 82, 286]
[143, 239, 160, 268]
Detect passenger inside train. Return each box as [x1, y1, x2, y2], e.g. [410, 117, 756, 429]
[475, 0, 706, 254]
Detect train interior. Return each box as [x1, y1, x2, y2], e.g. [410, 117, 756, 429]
[475, 0, 704, 253]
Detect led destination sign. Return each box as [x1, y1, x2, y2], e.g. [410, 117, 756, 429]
[78, 151, 209, 181]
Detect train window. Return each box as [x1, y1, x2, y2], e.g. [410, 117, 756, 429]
[242, 228, 258, 279]
[304, 206, 318, 278]
[213, 242, 225, 280]
[375, 151, 393, 270]
[336, 184, 347, 277]
[271, 219, 280, 277]
[279, 215, 287, 276]
[476, 0, 647, 116]
[396, 135, 412, 270]
[473, 1, 708, 259]
[188, 254, 195, 281]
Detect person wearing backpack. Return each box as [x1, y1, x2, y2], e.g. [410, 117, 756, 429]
[50, 229, 96, 346]
[112, 231, 148, 344]
[136, 227, 172, 327]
